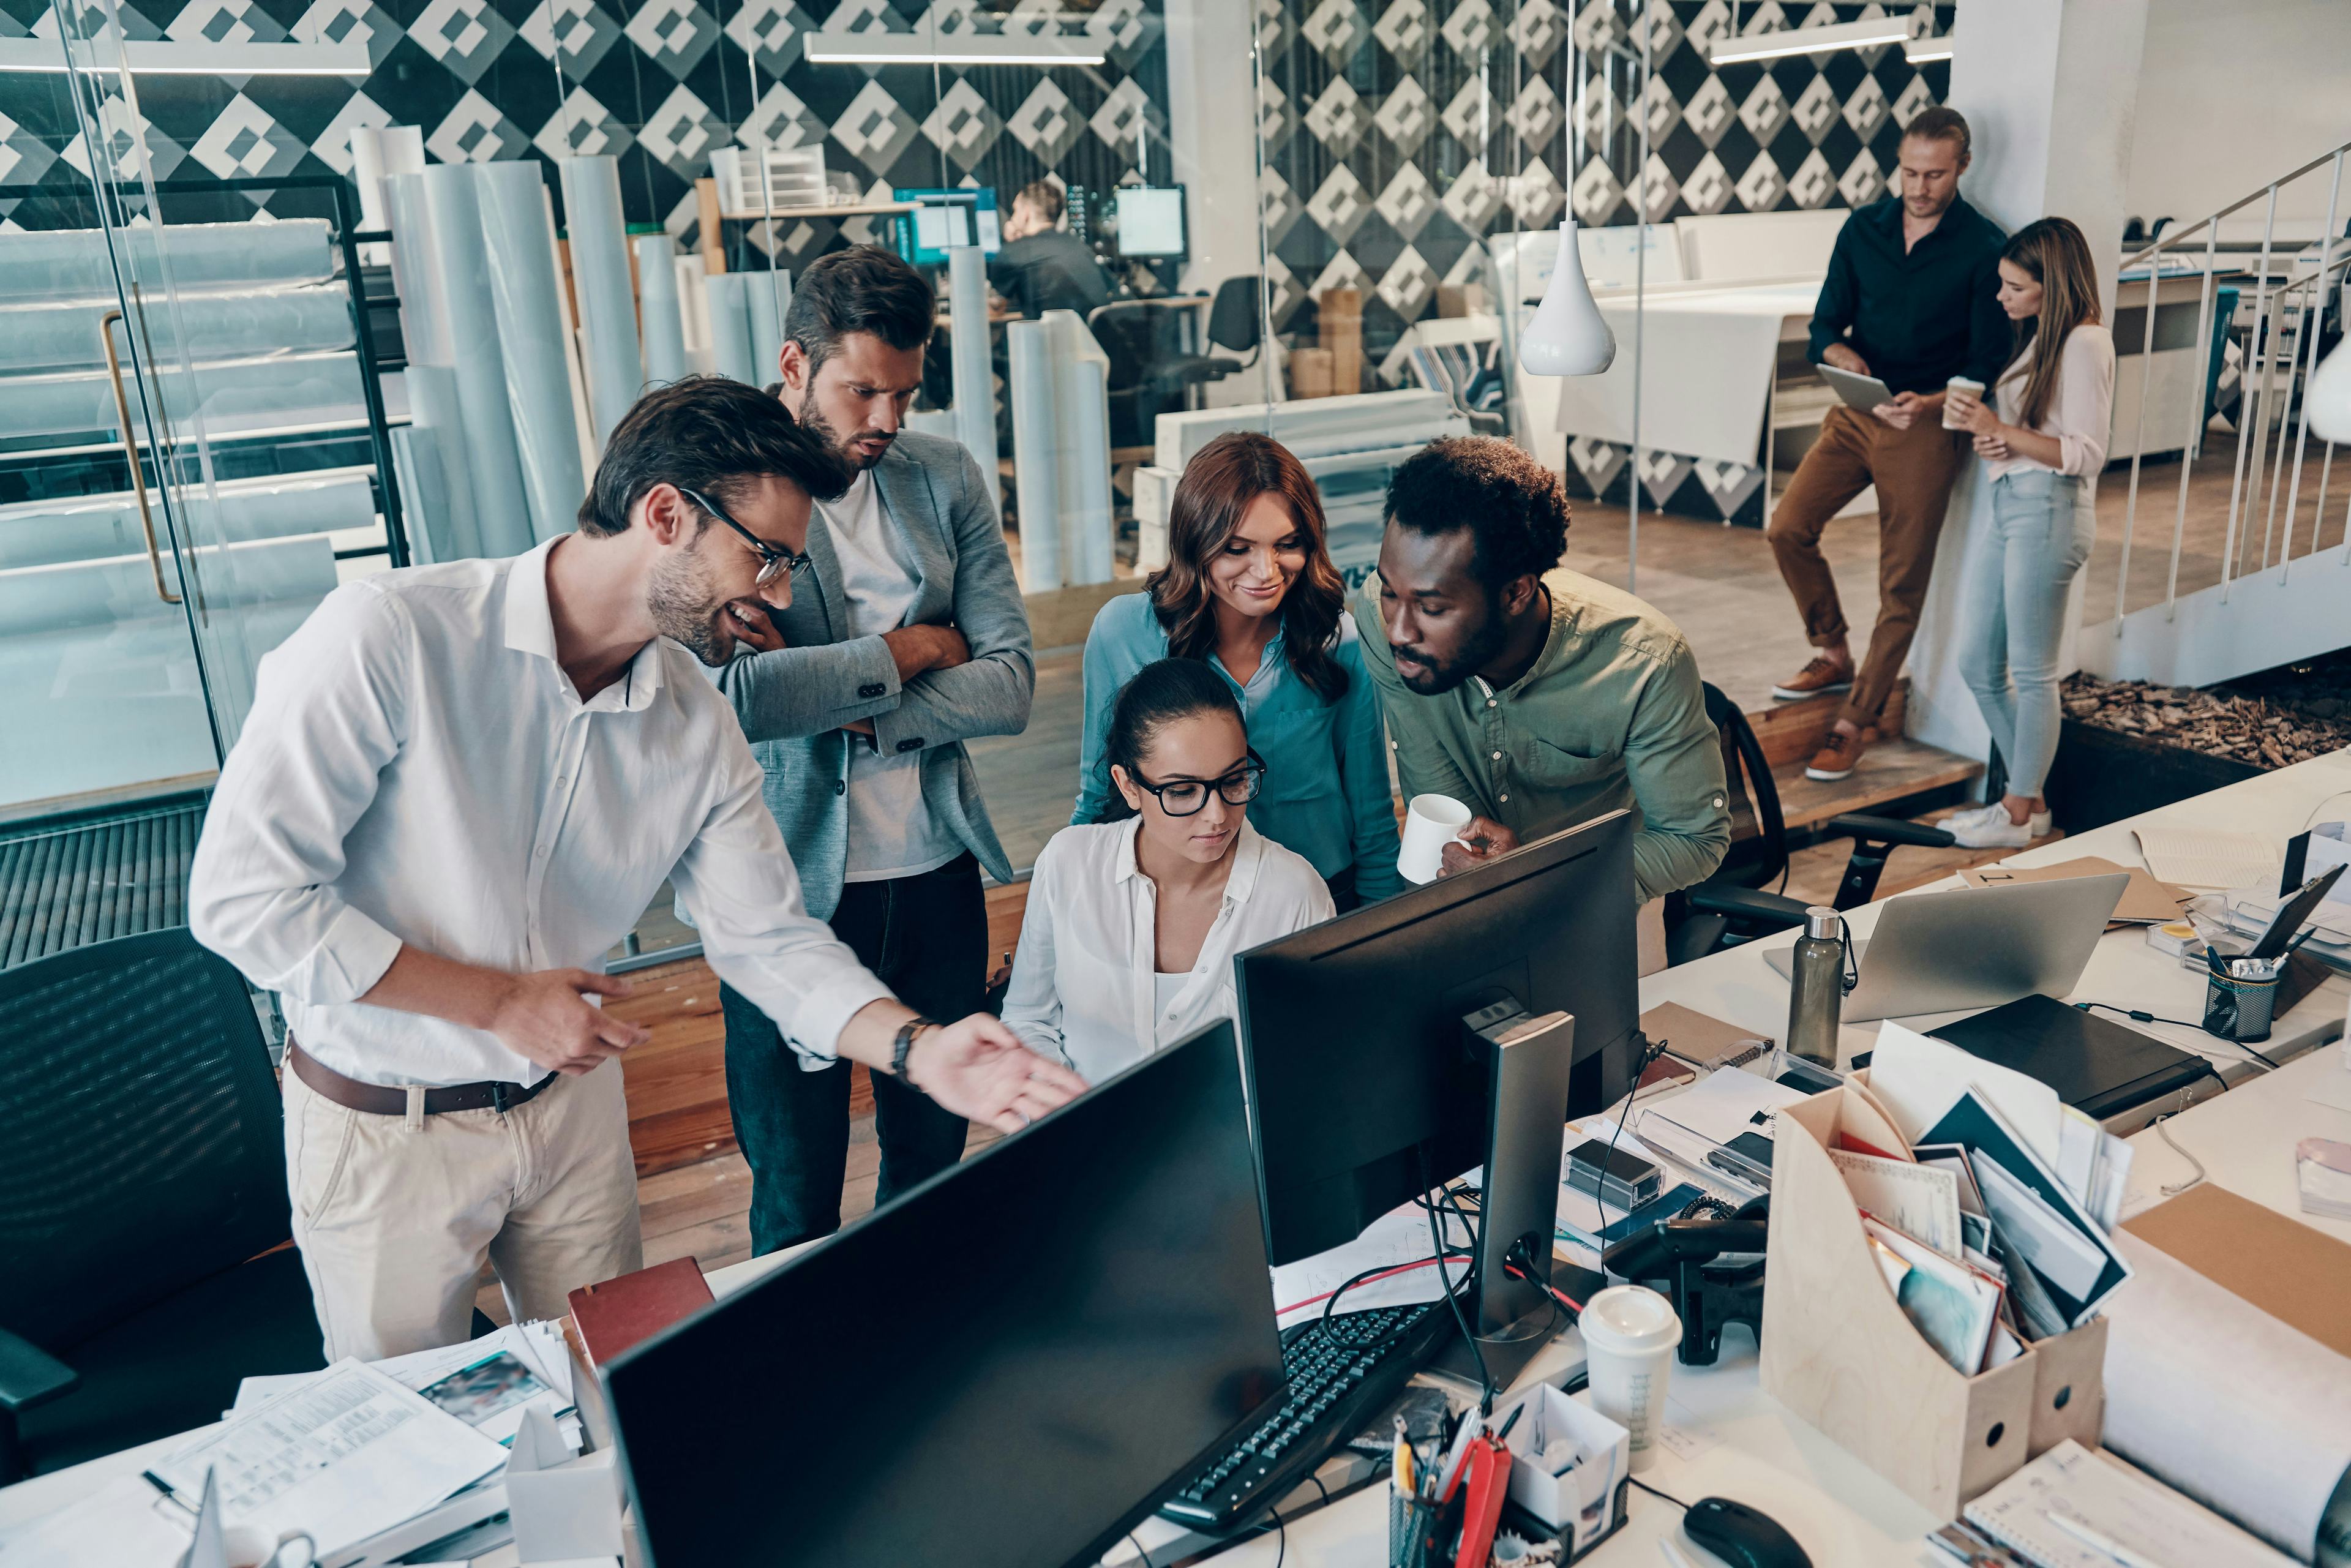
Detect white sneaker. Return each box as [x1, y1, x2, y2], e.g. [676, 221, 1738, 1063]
[1948, 806, 2053, 849]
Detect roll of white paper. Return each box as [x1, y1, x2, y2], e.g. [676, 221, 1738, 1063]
[348, 129, 394, 235]
[381, 172, 449, 367]
[476, 160, 587, 545]
[744, 269, 787, 386]
[416, 165, 533, 557]
[388, 425, 440, 565]
[0, 221, 334, 302]
[0, 470, 377, 570]
[946, 244, 997, 504]
[1397, 793, 1473, 883]
[1063, 355, 1113, 585]
[0, 285, 353, 374]
[0, 351, 370, 443]
[404, 363, 485, 562]
[557, 156, 643, 448]
[703, 273, 758, 386]
[636, 234, 688, 386]
[1007, 318, 1062, 591]
[673, 255, 711, 353]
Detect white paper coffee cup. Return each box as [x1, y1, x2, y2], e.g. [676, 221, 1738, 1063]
[1579, 1284, 1681, 1470]
[1943, 376, 1985, 429]
[1397, 792, 1473, 884]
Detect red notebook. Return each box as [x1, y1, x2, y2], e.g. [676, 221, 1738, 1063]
[568, 1257, 714, 1369]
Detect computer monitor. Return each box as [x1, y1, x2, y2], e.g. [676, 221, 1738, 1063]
[893, 187, 1000, 265]
[603, 1022, 1284, 1568]
[1113, 185, 1187, 258]
[1235, 810, 1641, 1268]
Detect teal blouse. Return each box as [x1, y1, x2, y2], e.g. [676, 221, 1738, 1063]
[1074, 591, 1404, 901]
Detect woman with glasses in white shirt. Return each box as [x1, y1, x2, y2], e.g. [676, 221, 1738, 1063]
[1003, 658, 1335, 1084]
[1942, 217, 2115, 849]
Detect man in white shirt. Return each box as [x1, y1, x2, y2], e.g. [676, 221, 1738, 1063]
[190, 377, 1082, 1359]
[717, 245, 1037, 1253]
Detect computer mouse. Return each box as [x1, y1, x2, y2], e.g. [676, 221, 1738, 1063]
[1682, 1495, 1812, 1568]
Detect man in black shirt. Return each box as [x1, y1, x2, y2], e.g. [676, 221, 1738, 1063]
[988, 180, 1112, 319]
[1768, 106, 2008, 782]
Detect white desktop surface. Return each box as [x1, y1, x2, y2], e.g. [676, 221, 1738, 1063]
[7, 752, 2349, 1561]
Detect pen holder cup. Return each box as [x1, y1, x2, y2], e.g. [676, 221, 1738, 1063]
[1758, 1082, 2107, 1520]
[1387, 1480, 1633, 1567]
[2202, 956, 2279, 1043]
[1389, 1487, 1449, 1568]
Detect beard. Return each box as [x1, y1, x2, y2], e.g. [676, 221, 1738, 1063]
[797, 398, 887, 471]
[647, 546, 732, 667]
[1392, 606, 1510, 696]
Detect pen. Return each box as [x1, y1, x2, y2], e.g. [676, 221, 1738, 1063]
[2044, 1509, 2164, 1568]
[1496, 1403, 1526, 1442]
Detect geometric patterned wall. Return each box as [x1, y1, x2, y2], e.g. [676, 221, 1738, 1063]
[0, 0, 1168, 261]
[1261, 0, 1949, 522]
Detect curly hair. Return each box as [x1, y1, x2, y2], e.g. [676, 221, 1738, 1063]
[1384, 436, 1570, 595]
[1146, 430, 1349, 702]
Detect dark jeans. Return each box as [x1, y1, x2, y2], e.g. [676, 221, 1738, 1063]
[721, 853, 987, 1255]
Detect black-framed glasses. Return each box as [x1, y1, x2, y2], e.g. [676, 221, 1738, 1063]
[678, 486, 811, 587]
[1129, 750, 1267, 817]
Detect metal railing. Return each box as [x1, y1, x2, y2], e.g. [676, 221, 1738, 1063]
[2104, 140, 2351, 632]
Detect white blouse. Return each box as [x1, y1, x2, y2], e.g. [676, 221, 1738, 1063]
[1984, 321, 2116, 486]
[1002, 817, 1337, 1084]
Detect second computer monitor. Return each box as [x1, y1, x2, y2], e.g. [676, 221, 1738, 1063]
[1113, 185, 1187, 258]
[1235, 810, 1641, 1266]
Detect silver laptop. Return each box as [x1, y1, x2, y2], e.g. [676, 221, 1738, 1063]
[1763, 874, 2129, 1022]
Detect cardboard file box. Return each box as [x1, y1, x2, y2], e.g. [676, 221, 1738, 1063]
[1758, 1084, 2105, 1519]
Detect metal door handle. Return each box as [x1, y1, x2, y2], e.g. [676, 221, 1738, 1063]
[99, 307, 179, 604]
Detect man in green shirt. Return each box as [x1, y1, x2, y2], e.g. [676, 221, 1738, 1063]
[1357, 437, 1730, 906]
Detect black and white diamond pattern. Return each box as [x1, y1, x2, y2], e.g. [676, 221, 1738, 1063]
[1007, 77, 1083, 169]
[1373, 73, 1431, 157]
[169, 0, 287, 47]
[410, 0, 512, 85]
[641, 83, 724, 181]
[1305, 164, 1371, 247]
[923, 78, 1001, 173]
[520, 0, 623, 77]
[427, 89, 526, 164]
[1374, 162, 1436, 241]
[1373, 0, 1428, 59]
[830, 78, 920, 177]
[741, 81, 829, 153]
[293, 0, 401, 68]
[720, 0, 812, 75]
[536, 87, 634, 163]
[623, 0, 719, 80]
[1305, 76, 1370, 159]
[1440, 0, 1495, 58]
[189, 92, 306, 179]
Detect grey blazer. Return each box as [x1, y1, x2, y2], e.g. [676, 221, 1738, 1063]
[715, 430, 1034, 921]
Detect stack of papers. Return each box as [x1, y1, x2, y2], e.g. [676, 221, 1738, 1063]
[231, 1319, 580, 1451]
[1269, 1195, 1470, 1331]
[2132, 825, 2278, 891]
[1949, 1439, 2294, 1567]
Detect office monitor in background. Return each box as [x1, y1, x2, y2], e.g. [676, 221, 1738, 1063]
[1113, 185, 1187, 258]
[1236, 808, 1640, 1286]
[604, 1022, 1283, 1568]
[892, 187, 1000, 265]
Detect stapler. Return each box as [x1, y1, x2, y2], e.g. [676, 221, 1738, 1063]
[1448, 1435, 1512, 1568]
[1601, 1195, 1769, 1366]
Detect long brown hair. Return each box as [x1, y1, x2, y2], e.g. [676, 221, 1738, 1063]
[1997, 217, 2101, 430]
[1147, 431, 1349, 702]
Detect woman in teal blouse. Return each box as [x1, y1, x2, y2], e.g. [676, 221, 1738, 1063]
[1076, 431, 1402, 908]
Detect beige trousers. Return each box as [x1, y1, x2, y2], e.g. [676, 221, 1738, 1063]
[283, 1059, 643, 1361]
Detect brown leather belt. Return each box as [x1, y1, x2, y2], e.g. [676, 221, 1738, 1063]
[287, 1039, 559, 1117]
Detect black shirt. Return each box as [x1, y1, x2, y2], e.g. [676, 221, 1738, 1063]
[987, 229, 1113, 319]
[1807, 194, 2010, 396]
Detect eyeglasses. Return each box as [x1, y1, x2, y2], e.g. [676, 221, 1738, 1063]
[1128, 750, 1267, 817]
[677, 486, 811, 587]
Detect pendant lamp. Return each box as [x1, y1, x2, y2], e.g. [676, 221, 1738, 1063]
[1517, 215, 1616, 377]
[2311, 278, 2351, 442]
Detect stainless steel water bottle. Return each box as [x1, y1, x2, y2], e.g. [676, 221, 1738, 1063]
[1787, 906, 1845, 1068]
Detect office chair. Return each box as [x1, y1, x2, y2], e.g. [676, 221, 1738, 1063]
[0, 928, 326, 1480]
[1663, 683, 1955, 967]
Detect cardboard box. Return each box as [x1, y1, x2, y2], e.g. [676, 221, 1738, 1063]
[1490, 1383, 1628, 1552]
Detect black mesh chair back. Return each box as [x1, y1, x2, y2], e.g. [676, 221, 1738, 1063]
[1206, 274, 1262, 355]
[1704, 681, 1788, 893]
[0, 928, 290, 1354]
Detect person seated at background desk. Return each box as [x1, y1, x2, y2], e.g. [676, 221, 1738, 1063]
[988, 178, 1112, 320]
[1355, 438, 1730, 964]
[1005, 659, 1332, 1084]
[1767, 104, 2009, 784]
[186, 378, 1081, 1360]
[717, 245, 1037, 1255]
[1074, 432, 1401, 910]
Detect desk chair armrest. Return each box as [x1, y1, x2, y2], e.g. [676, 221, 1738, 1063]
[1826, 812, 1956, 850]
[0, 1327, 77, 1412]
[1682, 882, 1812, 929]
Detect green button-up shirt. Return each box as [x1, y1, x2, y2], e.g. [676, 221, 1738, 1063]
[1355, 568, 1731, 903]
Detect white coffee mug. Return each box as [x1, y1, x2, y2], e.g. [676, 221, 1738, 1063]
[1578, 1284, 1682, 1471]
[1397, 793, 1472, 884]
[1943, 376, 1985, 429]
[220, 1526, 316, 1568]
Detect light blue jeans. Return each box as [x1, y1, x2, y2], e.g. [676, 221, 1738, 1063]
[1958, 468, 2093, 800]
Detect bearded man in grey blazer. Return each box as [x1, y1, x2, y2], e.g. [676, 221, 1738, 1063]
[716, 244, 1034, 1253]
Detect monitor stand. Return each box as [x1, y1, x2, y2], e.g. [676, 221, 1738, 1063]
[1429, 1005, 1577, 1393]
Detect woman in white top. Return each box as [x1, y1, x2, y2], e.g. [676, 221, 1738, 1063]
[1003, 658, 1335, 1083]
[1944, 217, 2116, 849]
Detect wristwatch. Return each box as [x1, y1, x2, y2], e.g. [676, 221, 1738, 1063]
[891, 1016, 938, 1093]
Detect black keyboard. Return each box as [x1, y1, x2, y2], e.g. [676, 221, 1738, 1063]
[1158, 1300, 1450, 1532]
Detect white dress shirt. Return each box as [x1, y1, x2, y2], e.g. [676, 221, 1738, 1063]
[1002, 817, 1335, 1084]
[190, 539, 891, 1089]
[1984, 321, 2116, 486]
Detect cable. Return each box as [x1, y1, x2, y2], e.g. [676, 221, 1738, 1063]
[1422, 1150, 1494, 1411]
[1602, 1033, 1673, 1204]
[2153, 1112, 2208, 1196]
[1127, 1529, 1150, 1567]
[2074, 999, 2281, 1071]
[1629, 1476, 1690, 1510]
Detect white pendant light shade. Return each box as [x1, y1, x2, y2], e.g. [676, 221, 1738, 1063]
[1518, 217, 1616, 377]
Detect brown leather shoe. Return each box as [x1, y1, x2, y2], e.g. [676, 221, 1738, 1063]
[1804, 727, 1874, 782]
[1772, 655, 1854, 701]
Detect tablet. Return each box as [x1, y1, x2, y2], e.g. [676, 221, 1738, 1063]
[1816, 363, 1897, 411]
